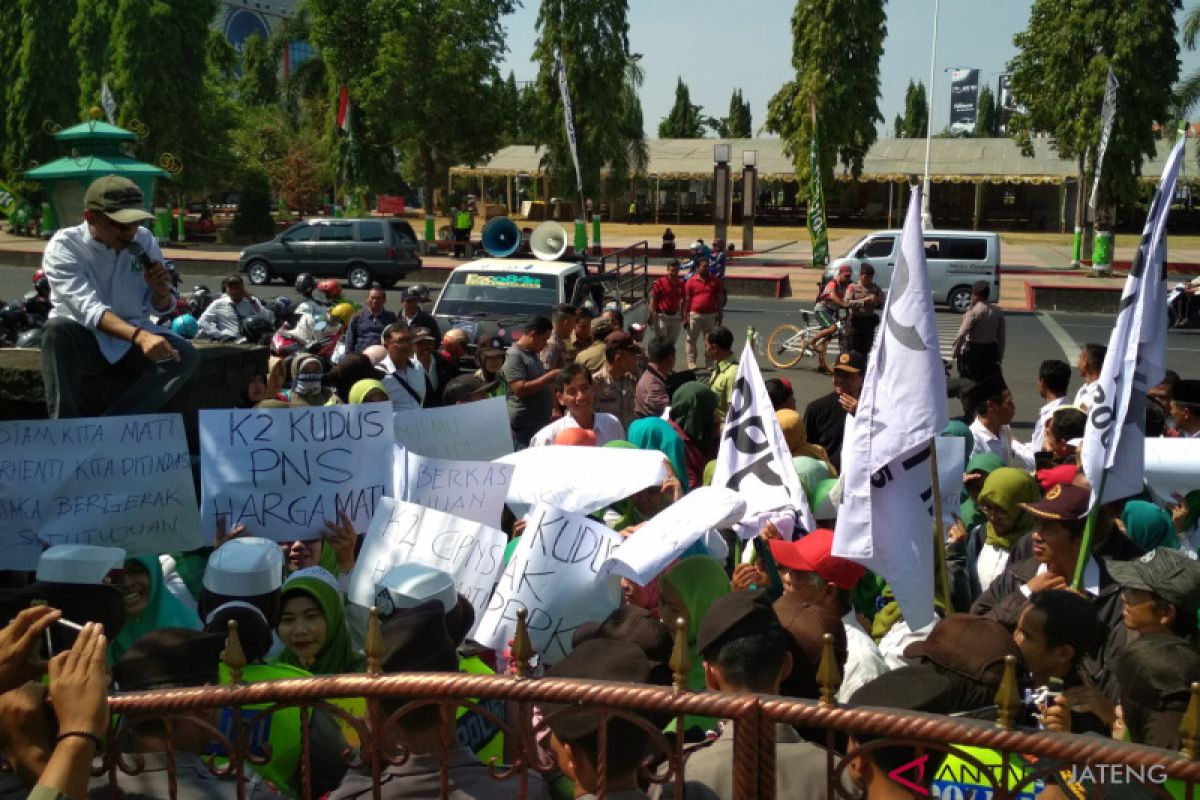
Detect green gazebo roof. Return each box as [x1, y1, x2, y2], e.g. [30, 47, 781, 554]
[25, 153, 169, 181]
[53, 120, 138, 144]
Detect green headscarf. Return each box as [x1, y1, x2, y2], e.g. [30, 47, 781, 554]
[659, 555, 731, 692]
[792, 457, 832, 501]
[110, 555, 202, 663]
[1122, 500, 1177, 551]
[274, 568, 363, 675]
[602, 440, 643, 530]
[702, 460, 717, 487]
[978, 467, 1041, 550]
[670, 382, 719, 444]
[348, 378, 387, 405]
[628, 417, 690, 493]
[960, 453, 1005, 531]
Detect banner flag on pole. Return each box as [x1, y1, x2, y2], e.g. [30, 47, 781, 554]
[807, 98, 829, 268]
[555, 54, 585, 199]
[1089, 67, 1120, 215]
[712, 341, 814, 538]
[833, 183, 948, 631]
[100, 81, 118, 125]
[1080, 132, 1183, 505]
[336, 84, 351, 133]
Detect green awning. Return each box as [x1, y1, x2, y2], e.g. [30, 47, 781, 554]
[25, 154, 169, 181]
[53, 120, 138, 144]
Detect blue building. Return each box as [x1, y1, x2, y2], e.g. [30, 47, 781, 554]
[214, 0, 314, 75]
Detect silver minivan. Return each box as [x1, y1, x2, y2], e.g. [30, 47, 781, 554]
[823, 230, 1001, 313]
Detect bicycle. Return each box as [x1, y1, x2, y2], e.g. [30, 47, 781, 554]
[766, 307, 848, 370]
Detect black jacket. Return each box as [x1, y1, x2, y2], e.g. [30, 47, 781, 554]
[803, 391, 848, 472]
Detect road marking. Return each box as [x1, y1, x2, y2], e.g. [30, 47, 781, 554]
[1035, 311, 1080, 363]
[826, 314, 961, 359]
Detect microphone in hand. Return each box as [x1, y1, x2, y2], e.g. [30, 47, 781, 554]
[126, 240, 153, 272]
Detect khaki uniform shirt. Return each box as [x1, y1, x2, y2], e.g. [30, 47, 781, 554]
[593, 363, 638, 431]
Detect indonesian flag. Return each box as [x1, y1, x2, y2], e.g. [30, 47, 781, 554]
[336, 85, 351, 132]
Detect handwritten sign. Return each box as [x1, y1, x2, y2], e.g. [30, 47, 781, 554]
[0, 414, 201, 569]
[393, 447, 514, 529]
[496, 446, 667, 514]
[348, 497, 506, 629]
[602, 487, 746, 586]
[199, 403, 393, 542]
[393, 397, 513, 461]
[475, 503, 623, 662]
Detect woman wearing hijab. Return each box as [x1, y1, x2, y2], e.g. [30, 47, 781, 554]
[274, 566, 363, 674]
[658, 556, 730, 739]
[971, 468, 1041, 595]
[1121, 500, 1178, 551]
[110, 555, 202, 663]
[668, 382, 721, 490]
[628, 417, 690, 493]
[348, 378, 389, 404]
[777, 409, 837, 476]
[277, 355, 341, 406]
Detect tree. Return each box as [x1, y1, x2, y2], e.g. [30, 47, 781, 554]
[658, 78, 706, 138]
[892, 113, 903, 138]
[239, 32, 279, 108]
[1008, 0, 1180, 230]
[898, 80, 927, 139]
[4, 0, 79, 183]
[1174, 5, 1200, 120]
[975, 85, 997, 137]
[532, 0, 643, 200]
[71, 0, 115, 116]
[765, 0, 887, 191]
[724, 89, 753, 138]
[231, 167, 276, 237]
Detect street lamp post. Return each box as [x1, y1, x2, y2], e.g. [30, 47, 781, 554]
[742, 150, 757, 251]
[713, 143, 731, 246]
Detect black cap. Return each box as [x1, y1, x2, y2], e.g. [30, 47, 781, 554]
[545, 639, 658, 740]
[696, 589, 780, 657]
[443, 374, 497, 404]
[203, 602, 273, 664]
[571, 604, 674, 667]
[849, 665, 957, 714]
[1175, 379, 1200, 407]
[832, 351, 867, 373]
[114, 628, 226, 691]
[381, 600, 459, 673]
[1106, 548, 1200, 612]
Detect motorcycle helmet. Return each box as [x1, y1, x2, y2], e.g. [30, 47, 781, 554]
[316, 279, 342, 302]
[32, 269, 44, 285]
[16, 327, 43, 348]
[270, 329, 304, 359]
[241, 315, 275, 344]
[294, 273, 316, 297]
[33, 274, 50, 298]
[330, 302, 355, 327]
[408, 284, 430, 303]
[171, 314, 199, 339]
[0, 303, 27, 333]
[271, 295, 293, 321]
[188, 287, 213, 318]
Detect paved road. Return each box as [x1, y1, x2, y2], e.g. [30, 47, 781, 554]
[2, 263, 1196, 435]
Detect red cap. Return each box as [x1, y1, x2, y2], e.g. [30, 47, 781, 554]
[769, 529, 865, 591]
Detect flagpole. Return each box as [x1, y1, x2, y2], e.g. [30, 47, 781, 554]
[1072, 471, 1107, 590]
[928, 438, 953, 613]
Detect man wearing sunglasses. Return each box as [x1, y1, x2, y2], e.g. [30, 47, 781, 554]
[39, 176, 198, 418]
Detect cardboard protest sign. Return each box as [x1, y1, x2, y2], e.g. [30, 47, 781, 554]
[0, 414, 201, 569]
[394, 396, 513, 461]
[199, 403, 393, 542]
[475, 503, 623, 662]
[392, 446, 514, 529]
[497, 446, 666, 514]
[348, 497, 506, 627]
[602, 487, 745, 586]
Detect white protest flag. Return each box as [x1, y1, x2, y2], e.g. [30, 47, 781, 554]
[475, 503, 623, 662]
[711, 341, 814, 537]
[601, 486, 745, 587]
[497, 446, 666, 515]
[100, 81, 117, 125]
[347, 497, 506, 632]
[1081, 133, 1184, 504]
[833, 184, 948, 631]
[1089, 67, 1119, 215]
[555, 53, 585, 199]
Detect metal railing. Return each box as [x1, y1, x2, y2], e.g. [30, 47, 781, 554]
[84, 610, 1200, 800]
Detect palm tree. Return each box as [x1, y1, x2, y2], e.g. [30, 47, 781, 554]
[1174, 5, 1200, 117]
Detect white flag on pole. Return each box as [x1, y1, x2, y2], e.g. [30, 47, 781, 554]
[1088, 68, 1120, 215]
[555, 54, 585, 199]
[833, 184, 948, 630]
[1080, 133, 1183, 504]
[711, 341, 814, 538]
[100, 81, 117, 125]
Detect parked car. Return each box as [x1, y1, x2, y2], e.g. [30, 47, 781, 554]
[823, 229, 1001, 313]
[238, 218, 422, 290]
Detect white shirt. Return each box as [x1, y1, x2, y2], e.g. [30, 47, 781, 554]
[43, 223, 173, 362]
[528, 413, 625, 448]
[878, 617, 935, 671]
[1020, 557, 1101, 598]
[196, 294, 273, 340]
[976, 542, 1012, 593]
[969, 418, 1036, 471]
[1030, 396, 1068, 451]
[378, 355, 427, 413]
[1074, 381, 1102, 412]
[837, 611, 890, 703]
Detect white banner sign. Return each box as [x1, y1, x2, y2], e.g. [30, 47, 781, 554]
[393, 396, 513, 461]
[475, 503, 623, 662]
[393, 446, 514, 529]
[199, 403, 393, 542]
[935, 436, 966, 531]
[497, 446, 667, 514]
[1144, 438, 1200, 505]
[0, 415, 201, 569]
[602, 487, 746, 586]
[348, 497, 506, 629]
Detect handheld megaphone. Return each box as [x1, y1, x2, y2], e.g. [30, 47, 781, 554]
[481, 216, 521, 258]
[530, 221, 568, 261]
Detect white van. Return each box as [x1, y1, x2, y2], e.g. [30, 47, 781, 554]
[823, 230, 1001, 313]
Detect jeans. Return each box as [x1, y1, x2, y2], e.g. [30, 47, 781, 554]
[40, 317, 200, 418]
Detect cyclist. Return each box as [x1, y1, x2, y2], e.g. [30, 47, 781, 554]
[810, 263, 853, 373]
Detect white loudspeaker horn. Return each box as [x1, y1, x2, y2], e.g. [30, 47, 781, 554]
[530, 221, 568, 261]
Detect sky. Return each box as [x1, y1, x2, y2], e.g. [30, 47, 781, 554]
[498, 0, 1200, 138]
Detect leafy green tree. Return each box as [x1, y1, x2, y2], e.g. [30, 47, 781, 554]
[496, 71, 523, 145]
[765, 0, 886, 191]
[975, 84, 997, 137]
[4, 0, 79, 182]
[71, 0, 115, 116]
[231, 167, 276, 237]
[723, 88, 753, 138]
[239, 32, 279, 108]
[899, 80, 927, 139]
[0, 3, 23, 167]
[658, 77, 706, 138]
[892, 113, 903, 138]
[532, 0, 643, 200]
[1008, 0, 1180, 229]
[1174, 6, 1200, 121]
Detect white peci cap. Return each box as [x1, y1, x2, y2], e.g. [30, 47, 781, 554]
[373, 563, 457, 620]
[35, 545, 125, 584]
[203, 537, 284, 596]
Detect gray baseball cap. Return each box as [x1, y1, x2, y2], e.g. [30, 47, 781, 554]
[1106, 548, 1200, 612]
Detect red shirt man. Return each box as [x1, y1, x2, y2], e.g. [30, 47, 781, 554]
[684, 265, 724, 316]
[651, 263, 686, 316]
